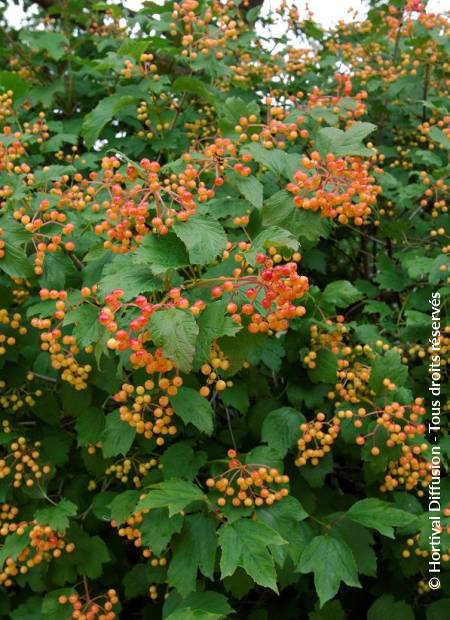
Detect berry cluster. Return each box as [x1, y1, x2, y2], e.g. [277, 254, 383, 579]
[92, 156, 209, 249]
[335, 356, 373, 404]
[295, 413, 342, 466]
[353, 398, 432, 494]
[30, 289, 93, 389]
[58, 588, 118, 620]
[121, 52, 160, 80]
[303, 321, 380, 406]
[0, 522, 74, 587]
[22, 112, 49, 145]
[183, 137, 253, 185]
[31, 326, 91, 390]
[111, 509, 167, 565]
[382, 451, 432, 496]
[235, 104, 308, 150]
[210, 253, 308, 333]
[419, 169, 448, 217]
[104, 454, 159, 488]
[0, 91, 13, 123]
[10, 276, 32, 305]
[287, 151, 381, 225]
[0, 377, 42, 412]
[113, 382, 178, 444]
[306, 316, 347, 359]
[199, 343, 233, 397]
[304, 85, 368, 121]
[0, 502, 19, 534]
[184, 103, 216, 142]
[0, 128, 28, 175]
[136, 97, 174, 142]
[402, 533, 450, 562]
[355, 399, 426, 451]
[110, 510, 148, 556]
[0, 309, 27, 355]
[0, 437, 51, 488]
[12, 197, 75, 275]
[87, 10, 126, 37]
[206, 449, 289, 507]
[100, 288, 205, 368]
[170, 0, 245, 61]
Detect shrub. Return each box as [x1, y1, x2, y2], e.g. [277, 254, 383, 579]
[0, 1, 448, 618]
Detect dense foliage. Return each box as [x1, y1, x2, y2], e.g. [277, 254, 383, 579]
[0, 0, 449, 618]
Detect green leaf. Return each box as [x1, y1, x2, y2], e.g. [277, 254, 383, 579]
[346, 498, 417, 538]
[118, 37, 154, 57]
[369, 350, 408, 393]
[81, 94, 138, 148]
[133, 233, 190, 275]
[73, 534, 110, 579]
[150, 309, 199, 373]
[41, 133, 78, 153]
[172, 76, 216, 104]
[101, 411, 136, 457]
[123, 564, 152, 599]
[242, 143, 291, 176]
[315, 127, 344, 157]
[220, 383, 249, 413]
[316, 122, 376, 157]
[99, 255, 163, 300]
[218, 519, 286, 592]
[40, 253, 75, 289]
[194, 301, 241, 365]
[258, 497, 310, 565]
[298, 535, 361, 606]
[0, 242, 34, 279]
[335, 122, 376, 155]
[10, 596, 43, 620]
[300, 452, 334, 487]
[233, 174, 264, 209]
[368, 595, 414, 620]
[246, 225, 299, 263]
[332, 520, 376, 577]
[33, 165, 76, 184]
[34, 499, 77, 532]
[75, 407, 105, 447]
[307, 349, 338, 384]
[261, 407, 305, 457]
[165, 591, 234, 620]
[21, 31, 68, 60]
[322, 281, 363, 308]
[261, 191, 332, 244]
[140, 509, 184, 555]
[0, 530, 31, 568]
[217, 96, 260, 127]
[136, 479, 205, 517]
[109, 490, 140, 524]
[170, 387, 214, 435]
[173, 217, 227, 264]
[0, 71, 29, 98]
[160, 442, 207, 480]
[168, 514, 217, 595]
[63, 305, 103, 348]
[261, 190, 295, 227]
[428, 126, 450, 150]
[309, 601, 345, 620]
[374, 255, 409, 292]
[426, 599, 450, 620]
[42, 589, 75, 620]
